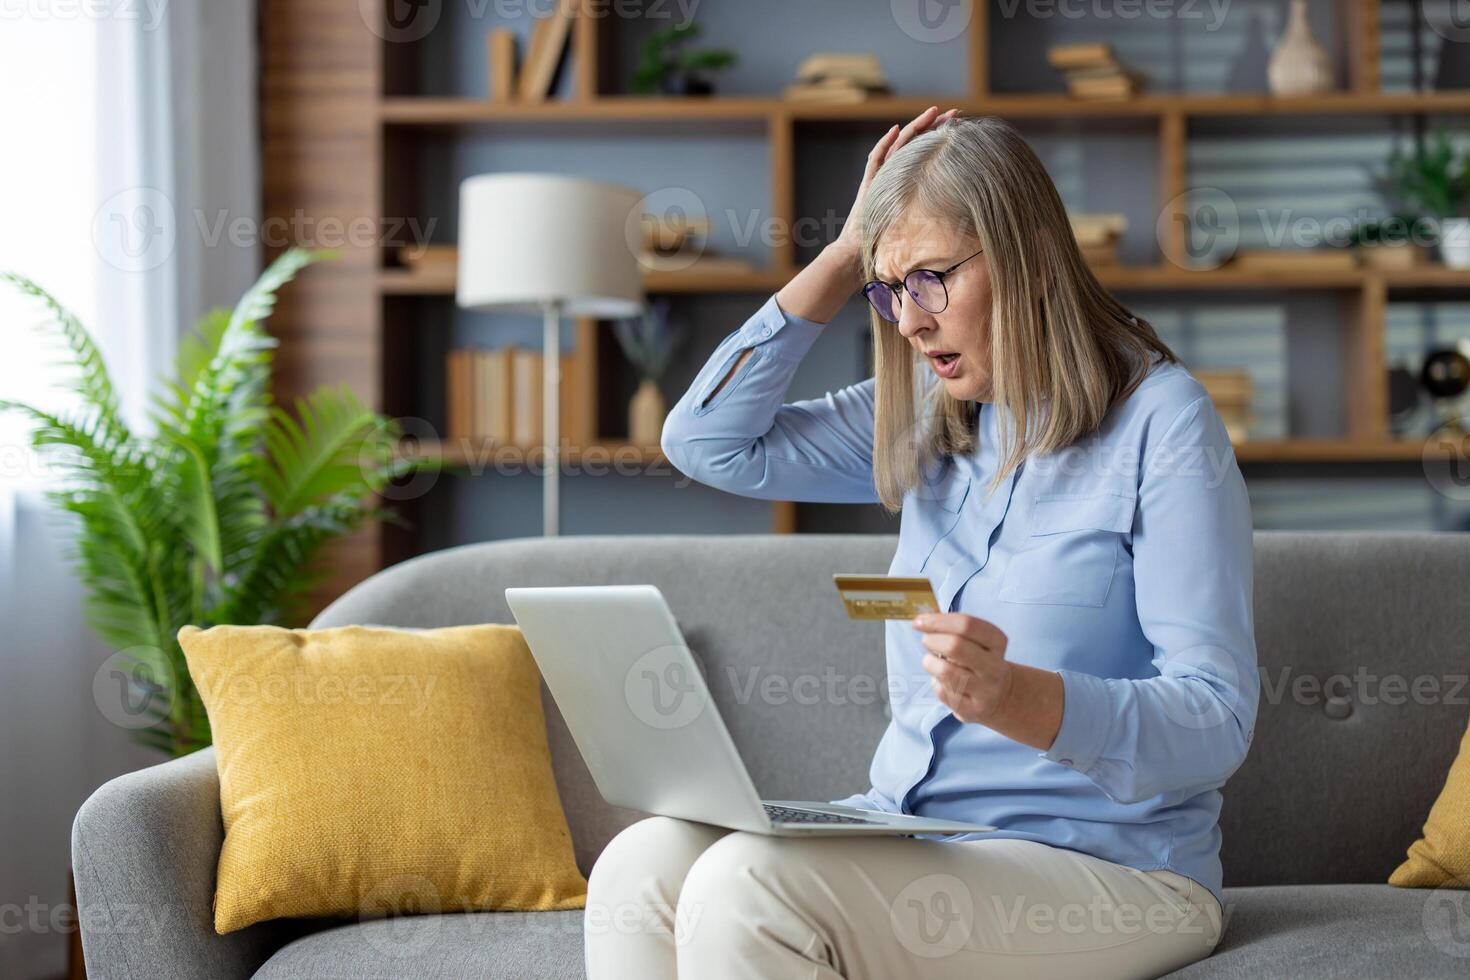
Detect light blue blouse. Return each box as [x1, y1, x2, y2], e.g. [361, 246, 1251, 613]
[659, 292, 1259, 907]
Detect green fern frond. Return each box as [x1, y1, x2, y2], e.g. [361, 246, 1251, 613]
[1, 274, 130, 444]
[260, 385, 390, 517]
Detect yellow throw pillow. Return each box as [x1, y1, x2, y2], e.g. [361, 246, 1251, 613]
[1390, 713, 1470, 888]
[179, 623, 587, 933]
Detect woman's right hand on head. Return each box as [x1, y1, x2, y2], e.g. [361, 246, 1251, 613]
[831, 105, 962, 267]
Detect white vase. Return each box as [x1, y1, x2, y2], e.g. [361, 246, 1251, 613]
[1440, 217, 1470, 269]
[1268, 0, 1335, 96]
[629, 378, 666, 447]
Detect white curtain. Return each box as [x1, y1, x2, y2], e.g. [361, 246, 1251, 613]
[0, 3, 259, 977]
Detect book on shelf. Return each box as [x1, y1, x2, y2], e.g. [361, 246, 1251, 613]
[517, 0, 576, 102]
[1080, 241, 1121, 266]
[1067, 70, 1143, 100]
[781, 79, 893, 104]
[1230, 248, 1358, 272]
[636, 251, 759, 275]
[1048, 42, 1143, 100]
[445, 346, 589, 450]
[1047, 42, 1116, 72]
[795, 52, 888, 89]
[488, 28, 517, 101]
[785, 51, 891, 103]
[1070, 212, 1127, 249]
[1194, 370, 1253, 443]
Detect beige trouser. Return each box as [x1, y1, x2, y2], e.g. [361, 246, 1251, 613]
[584, 816, 1223, 980]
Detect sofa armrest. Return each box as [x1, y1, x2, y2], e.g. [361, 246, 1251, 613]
[71, 748, 287, 980]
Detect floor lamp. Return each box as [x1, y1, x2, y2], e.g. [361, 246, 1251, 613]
[457, 174, 646, 536]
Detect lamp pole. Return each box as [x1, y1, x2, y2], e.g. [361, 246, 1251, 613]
[543, 297, 563, 537]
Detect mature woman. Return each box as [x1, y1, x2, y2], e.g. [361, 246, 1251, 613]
[586, 108, 1258, 980]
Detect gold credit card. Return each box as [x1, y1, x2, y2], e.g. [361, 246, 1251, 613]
[833, 574, 939, 620]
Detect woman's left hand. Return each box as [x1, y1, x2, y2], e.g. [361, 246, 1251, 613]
[912, 612, 1013, 725]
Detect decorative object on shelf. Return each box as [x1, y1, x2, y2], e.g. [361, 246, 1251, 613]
[1347, 218, 1430, 269]
[0, 249, 429, 757]
[1365, 124, 1470, 267]
[518, 0, 577, 102]
[643, 212, 710, 255]
[487, 27, 517, 101]
[1195, 370, 1253, 443]
[612, 296, 683, 446]
[1068, 212, 1126, 266]
[1048, 42, 1143, 100]
[1386, 364, 1423, 436]
[631, 20, 737, 96]
[458, 173, 645, 536]
[1443, 216, 1470, 268]
[783, 52, 892, 104]
[636, 210, 757, 276]
[1420, 346, 1470, 434]
[1267, 0, 1335, 96]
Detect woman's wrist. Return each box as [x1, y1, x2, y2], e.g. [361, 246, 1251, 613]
[776, 241, 865, 325]
[980, 663, 1065, 752]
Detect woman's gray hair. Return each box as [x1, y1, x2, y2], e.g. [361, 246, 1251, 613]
[858, 115, 1178, 511]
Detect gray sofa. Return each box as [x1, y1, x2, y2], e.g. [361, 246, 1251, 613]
[73, 532, 1470, 979]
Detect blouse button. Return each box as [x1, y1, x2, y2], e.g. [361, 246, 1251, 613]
[1059, 758, 1074, 766]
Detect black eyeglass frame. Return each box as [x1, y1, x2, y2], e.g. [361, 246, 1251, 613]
[861, 246, 985, 323]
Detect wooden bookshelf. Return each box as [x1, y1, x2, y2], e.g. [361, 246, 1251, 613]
[262, 0, 1469, 598]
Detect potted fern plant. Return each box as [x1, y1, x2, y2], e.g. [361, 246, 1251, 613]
[1, 248, 428, 757]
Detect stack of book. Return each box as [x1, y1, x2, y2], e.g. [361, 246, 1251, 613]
[1195, 370, 1253, 443]
[1048, 43, 1143, 100]
[782, 52, 892, 104]
[486, 0, 576, 102]
[1070, 212, 1127, 265]
[445, 346, 587, 448]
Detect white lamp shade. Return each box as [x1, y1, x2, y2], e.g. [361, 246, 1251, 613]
[456, 173, 646, 318]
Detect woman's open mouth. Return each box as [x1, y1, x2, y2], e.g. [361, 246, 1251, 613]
[928, 351, 961, 379]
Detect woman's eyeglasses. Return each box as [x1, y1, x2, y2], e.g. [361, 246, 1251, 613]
[861, 247, 984, 323]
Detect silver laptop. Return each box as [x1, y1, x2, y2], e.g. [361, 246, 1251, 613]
[504, 584, 997, 837]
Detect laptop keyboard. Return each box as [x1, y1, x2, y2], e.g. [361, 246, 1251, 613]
[763, 803, 875, 825]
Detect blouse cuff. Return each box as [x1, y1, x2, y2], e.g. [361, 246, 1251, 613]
[1040, 668, 1115, 774]
[736, 291, 828, 362]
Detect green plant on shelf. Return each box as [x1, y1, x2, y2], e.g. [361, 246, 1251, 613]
[1362, 124, 1470, 224]
[631, 21, 737, 96]
[0, 248, 433, 757]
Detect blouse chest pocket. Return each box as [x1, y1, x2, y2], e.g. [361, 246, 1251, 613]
[893, 473, 971, 575]
[998, 489, 1136, 607]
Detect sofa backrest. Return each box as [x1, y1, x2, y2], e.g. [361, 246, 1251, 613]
[312, 531, 1470, 888]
